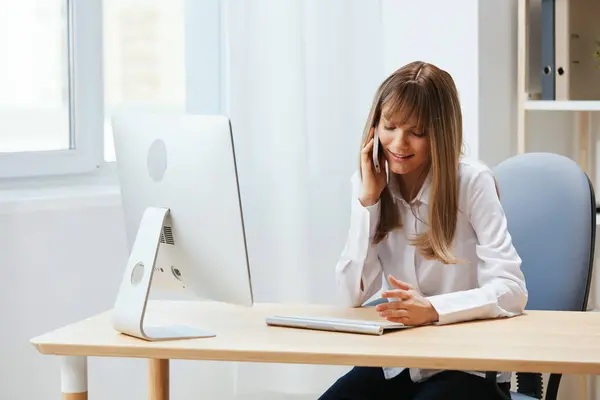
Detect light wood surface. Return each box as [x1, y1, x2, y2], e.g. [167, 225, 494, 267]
[525, 100, 600, 111]
[554, 0, 570, 101]
[62, 393, 87, 400]
[149, 359, 169, 400]
[31, 300, 600, 375]
[516, 0, 528, 154]
[576, 111, 595, 190]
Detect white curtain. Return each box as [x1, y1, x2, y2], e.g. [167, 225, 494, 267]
[222, 0, 386, 396]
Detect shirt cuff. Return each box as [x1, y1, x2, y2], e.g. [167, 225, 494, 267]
[427, 290, 495, 325]
[355, 197, 380, 237]
[358, 197, 380, 212]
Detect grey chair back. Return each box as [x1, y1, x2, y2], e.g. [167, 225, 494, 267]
[493, 152, 595, 312]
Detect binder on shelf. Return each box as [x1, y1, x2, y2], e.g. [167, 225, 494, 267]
[554, 0, 600, 101]
[540, 0, 555, 100]
[554, 0, 569, 100]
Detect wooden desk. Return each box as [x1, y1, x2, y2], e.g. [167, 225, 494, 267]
[31, 300, 600, 399]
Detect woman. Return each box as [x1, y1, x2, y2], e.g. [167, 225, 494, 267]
[320, 61, 527, 399]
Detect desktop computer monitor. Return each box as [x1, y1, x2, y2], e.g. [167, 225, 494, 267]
[110, 112, 254, 341]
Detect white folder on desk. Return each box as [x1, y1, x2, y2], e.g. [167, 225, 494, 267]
[265, 315, 413, 335]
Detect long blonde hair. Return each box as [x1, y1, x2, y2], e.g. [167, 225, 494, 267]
[360, 61, 463, 264]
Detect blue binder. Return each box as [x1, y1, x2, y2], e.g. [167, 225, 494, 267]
[541, 0, 555, 100]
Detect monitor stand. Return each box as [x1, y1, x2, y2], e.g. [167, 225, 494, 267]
[112, 206, 216, 341]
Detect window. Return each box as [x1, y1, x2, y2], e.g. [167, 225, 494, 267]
[0, 0, 69, 153]
[0, 0, 221, 179]
[103, 0, 186, 162]
[0, 0, 103, 179]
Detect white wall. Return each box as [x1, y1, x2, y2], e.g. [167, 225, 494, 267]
[381, 0, 517, 167]
[381, 0, 482, 161]
[2, 1, 598, 399]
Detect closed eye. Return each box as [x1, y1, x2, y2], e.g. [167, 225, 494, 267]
[383, 124, 426, 137]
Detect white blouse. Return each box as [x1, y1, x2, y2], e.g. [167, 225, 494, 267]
[334, 158, 528, 383]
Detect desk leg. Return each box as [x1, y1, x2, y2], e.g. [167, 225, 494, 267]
[149, 358, 169, 400]
[60, 356, 87, 400]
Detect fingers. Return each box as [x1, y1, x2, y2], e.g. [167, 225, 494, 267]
[388, 275, 412, 290]
[360, 139, 377, 178]
[361, 138, 374, 155]
[375, 299, 412, 325]
[361, 127, 375, 154]
[386, 317, 409, 324]
[378, 309, 409, 319]
[380, 289, 412, 301]
[362, 127, 374, 144]
[375, 299, 411, 312]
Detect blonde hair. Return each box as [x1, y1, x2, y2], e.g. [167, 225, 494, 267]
[360, 61, 463, 264]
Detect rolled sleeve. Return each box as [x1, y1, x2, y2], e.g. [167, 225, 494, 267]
[335, 172, 384, 306]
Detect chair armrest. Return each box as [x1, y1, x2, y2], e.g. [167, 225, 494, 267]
[545, 374, 561, 400]
[485, 371, 511, 400]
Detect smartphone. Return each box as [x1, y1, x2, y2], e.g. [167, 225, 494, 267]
[373, 131, 381, 173]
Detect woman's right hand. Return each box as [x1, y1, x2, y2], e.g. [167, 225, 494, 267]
[359, 127, 387, 207]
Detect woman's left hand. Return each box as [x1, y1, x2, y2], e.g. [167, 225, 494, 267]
[375, 275, 439, 326]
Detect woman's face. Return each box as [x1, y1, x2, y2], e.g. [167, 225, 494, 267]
[376, 111, 430, 178]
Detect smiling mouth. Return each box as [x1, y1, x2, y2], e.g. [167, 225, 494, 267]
[388, 150, 414, 160]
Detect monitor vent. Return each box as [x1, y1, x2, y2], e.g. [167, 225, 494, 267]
[160, 226, 175, 245]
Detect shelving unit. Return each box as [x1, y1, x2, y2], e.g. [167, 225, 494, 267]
[517, 2, 600, 399]
[524, 100, 600, 111]
[517, 0, 600, 188]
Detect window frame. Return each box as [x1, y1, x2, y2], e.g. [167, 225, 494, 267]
[0, 0, 104, 179]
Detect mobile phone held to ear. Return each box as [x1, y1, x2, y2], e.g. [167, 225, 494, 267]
[373, 131, 381, 173]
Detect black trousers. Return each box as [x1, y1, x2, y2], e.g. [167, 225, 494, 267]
[318, 367, 511, 400]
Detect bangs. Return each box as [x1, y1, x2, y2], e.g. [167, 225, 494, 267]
[381, 82, 430, 133]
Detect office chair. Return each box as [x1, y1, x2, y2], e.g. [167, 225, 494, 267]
[365, 152, 596, 400]
[489, 152, 596, 399]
